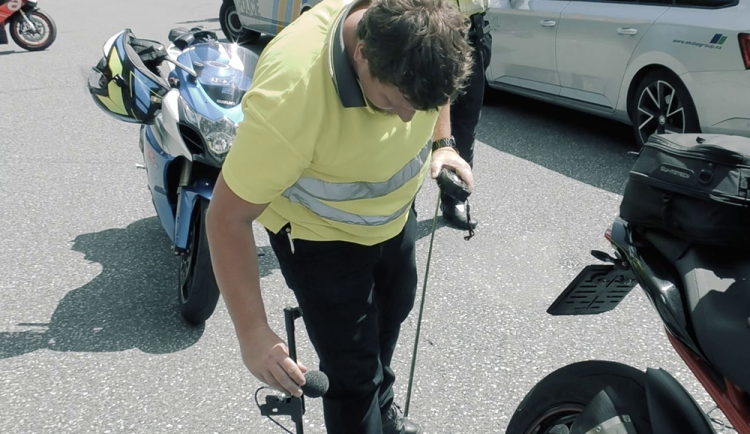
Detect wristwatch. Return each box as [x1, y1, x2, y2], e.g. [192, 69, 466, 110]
[432, 136, 457, 152]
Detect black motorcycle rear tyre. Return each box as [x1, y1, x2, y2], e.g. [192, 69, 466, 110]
[178, 198, 221, 326]
[506, 360, 652, 434]
[10, 9, 57, 51]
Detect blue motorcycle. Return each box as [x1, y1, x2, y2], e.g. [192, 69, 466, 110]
[87, 26, 259, 325]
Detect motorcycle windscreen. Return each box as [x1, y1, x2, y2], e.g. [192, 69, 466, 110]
[180, 42, 259, 109]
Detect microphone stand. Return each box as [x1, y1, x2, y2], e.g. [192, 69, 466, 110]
[258, 306, 306, 434]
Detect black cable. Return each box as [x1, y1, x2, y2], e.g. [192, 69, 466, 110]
[404, 194, 441, 417]
[464, 200, 475, 241]
[254, 386, 295, 434]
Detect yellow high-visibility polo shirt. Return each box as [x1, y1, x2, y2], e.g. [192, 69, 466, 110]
[221, 0, 438, 246]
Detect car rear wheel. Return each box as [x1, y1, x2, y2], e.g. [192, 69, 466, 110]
[631, 69, 700, 149]
[219, 1, 261, 45]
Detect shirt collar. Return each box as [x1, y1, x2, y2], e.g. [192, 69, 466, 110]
[327, 0, 368, 108]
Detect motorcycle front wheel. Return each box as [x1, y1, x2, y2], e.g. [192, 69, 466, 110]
[178, 198, 221, 326]
[10, 9, 57, 51]
[506, 360, 653, 434]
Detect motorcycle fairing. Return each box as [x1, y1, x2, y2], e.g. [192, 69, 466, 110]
[645, 368, 717, 434]
[644, 231, 750, 394]
[140, 124, 214, 251]
[21, 0, 38, 12]
[141, 125, 177, 243]
[607, 218, 705, 359]
[174, 183, 213, 251]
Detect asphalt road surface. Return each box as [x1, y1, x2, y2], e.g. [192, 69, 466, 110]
[0, 1, 722, 433]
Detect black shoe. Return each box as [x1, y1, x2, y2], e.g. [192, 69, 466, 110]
[441, 199, 478, 230]
[382, 403, 423, 434]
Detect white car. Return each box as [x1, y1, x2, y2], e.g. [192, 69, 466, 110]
[485, 0, 750, 148]
[218, 0, 322, 45]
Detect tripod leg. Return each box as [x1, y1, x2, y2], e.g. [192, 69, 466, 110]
[284, 307, 305, 434]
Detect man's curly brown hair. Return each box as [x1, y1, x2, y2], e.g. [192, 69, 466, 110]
[356, 0, 474, 112]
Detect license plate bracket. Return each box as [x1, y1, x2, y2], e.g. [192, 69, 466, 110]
[547, 264, 638, 316]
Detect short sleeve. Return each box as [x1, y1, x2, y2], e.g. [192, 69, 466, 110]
[221, 89, 312, 205]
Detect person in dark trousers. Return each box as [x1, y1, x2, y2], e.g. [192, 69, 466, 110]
[205, 0, 475, 433]
[437, 0, 492, 230]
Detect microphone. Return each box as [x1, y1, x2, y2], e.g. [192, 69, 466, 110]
[301, 370, 329, 398]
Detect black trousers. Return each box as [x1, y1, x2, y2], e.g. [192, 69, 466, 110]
[267, 208, 418, 434]
[443, 16, 492, 204]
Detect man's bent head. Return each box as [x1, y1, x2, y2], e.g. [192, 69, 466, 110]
[353, 0, 474, 116]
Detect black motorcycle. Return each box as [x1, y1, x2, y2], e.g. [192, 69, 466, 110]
[506, 134, 750, 434]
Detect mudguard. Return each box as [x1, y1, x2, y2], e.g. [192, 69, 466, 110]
[174, 182, 213, 251]
[21, 2, 39, 12]
[645, 368, 716, 434]
[569, 386, 638, 434]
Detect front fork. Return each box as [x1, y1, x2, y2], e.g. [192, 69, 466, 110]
[0, 10, 34, 45]
[173, 159, 193, 256]
[18, 10, 35, 28]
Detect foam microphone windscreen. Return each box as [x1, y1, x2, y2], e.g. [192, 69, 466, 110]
[301, 370, 329, 398]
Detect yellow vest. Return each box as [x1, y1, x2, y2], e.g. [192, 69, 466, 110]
[221, 0, 438, 246]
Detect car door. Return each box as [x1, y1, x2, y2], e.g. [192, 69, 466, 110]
[234, 0, 264, 31]
[555, 0, 671, 110]
[486, 0, 570, 96]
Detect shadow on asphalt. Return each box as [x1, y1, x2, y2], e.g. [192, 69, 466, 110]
[0, 217, 213, 359]
[478, 89, 639, 196]
[0, 50, 31, 56]
[0, 214, 443, 360]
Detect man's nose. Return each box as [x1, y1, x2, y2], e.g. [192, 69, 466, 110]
[397, 107, 416, 123]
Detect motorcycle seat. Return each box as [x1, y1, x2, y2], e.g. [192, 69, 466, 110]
[645, 229, 750, 393]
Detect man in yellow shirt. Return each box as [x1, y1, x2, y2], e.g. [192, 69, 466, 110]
[438, 0, 492, 230]
[206, 0, 474, 432]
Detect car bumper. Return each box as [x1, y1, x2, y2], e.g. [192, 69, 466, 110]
[681, 70, 750, 137]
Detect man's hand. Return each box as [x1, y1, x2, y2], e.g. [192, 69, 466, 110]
[430, 147, 474, 192]
[207, 173, 308, 397]
[240, 325, 309, 397]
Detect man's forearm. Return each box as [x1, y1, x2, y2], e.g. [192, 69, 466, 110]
[206, 214, 268, 335]
[433, 103, 452, 141]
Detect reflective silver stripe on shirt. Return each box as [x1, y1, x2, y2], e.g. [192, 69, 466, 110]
[283, 188, 416, 226]
[281, 140, 431, 225]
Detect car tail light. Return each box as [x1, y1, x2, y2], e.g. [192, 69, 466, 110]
[739, 33, 750, 69]
[605, 226, 612, 242]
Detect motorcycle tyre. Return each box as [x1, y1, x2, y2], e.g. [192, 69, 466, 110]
[10, 9, 57, 51]
[506, 360, 653, 434]
[179, 198, 221, 326]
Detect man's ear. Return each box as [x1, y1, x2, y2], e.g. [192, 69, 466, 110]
[353, 41, 367, 65]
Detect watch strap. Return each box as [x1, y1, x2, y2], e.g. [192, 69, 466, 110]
[432, 136, 457, 152]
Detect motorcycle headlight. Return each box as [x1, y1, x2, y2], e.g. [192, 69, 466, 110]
[200, 116, 236, 155]
[178, 96, 237, 158]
